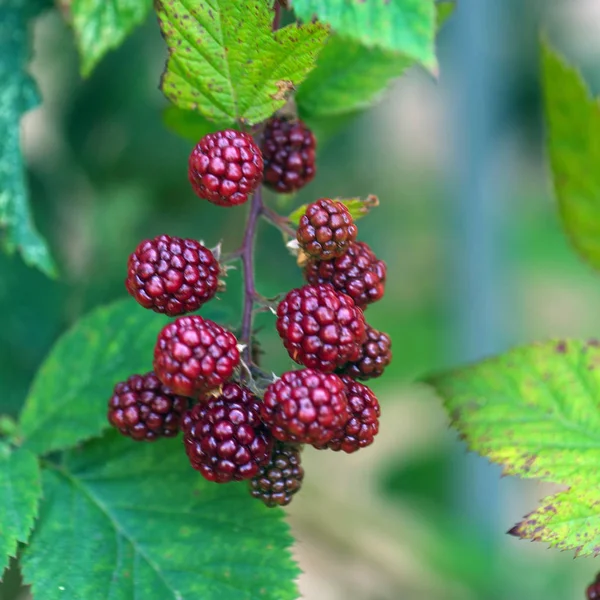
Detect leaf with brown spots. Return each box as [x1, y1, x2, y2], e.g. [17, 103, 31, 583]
[156, 0, 328, 125]
[428, 339, 600, 556]
[509, 488, 600, 556]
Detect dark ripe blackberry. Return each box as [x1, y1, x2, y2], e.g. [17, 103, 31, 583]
[107, 372, 188, 441]
[296, 198, 358, 260]
[249, 443, 304, 507]
[153, 315, 240, 396]
[125, 235, 220, 316]
[316, 376, 380, 453]
[261, 117, 316, 193]
[304, 241, 387, 309]
[188, 129, 263, 207]
[338, 326, 392, 380]
[588, 582, 600, 600]
[276, 283, 367, 372]
[182, 383, 272, 483]
[261, 368, 349, 445]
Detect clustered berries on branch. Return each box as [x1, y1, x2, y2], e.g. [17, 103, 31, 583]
[108, 117, 392, 508]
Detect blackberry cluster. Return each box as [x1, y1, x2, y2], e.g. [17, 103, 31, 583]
[108, 120, 390, 509]
[339, 326, 392, 380]
[249, 443, 304, 507]
[262, 368, 349, 445]
[108, 372, 188, 441]
[126, 235, 220, 316]
[188, 129, 263, 207]
[305, 240, 387, 309]
[261, 117, 316, 194]
[275, 283, 367, 372]
[297, 198, 357, 260]
[182, 383, 272, 482]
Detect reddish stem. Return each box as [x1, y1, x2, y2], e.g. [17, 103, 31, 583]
[261, 204, 296, 237]
[273, 1, 281, 31]
[237, 1, 288, 368]
[240, 187, 263, 364]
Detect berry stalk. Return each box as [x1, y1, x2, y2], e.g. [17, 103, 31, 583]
[240, 186, 263, 365]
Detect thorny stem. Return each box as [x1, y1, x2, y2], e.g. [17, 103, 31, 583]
[237, 186, 295, 368]
[240, 186, 263, 365]
[237, 0, 288, 370]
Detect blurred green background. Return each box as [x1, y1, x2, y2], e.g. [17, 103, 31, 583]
[3, 0, 600, 598]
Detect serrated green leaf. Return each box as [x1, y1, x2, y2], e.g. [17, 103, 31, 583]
[291, 0, 437, 69]
[508, 487, 600, 556]
[0, 444, 41, 575]
[23, 433, 299, 599]
[157, 0, 328, 125]
[162, 106, 233, 142]
[71, 0, 152, 76]
[428, 338, 600, 557]
[18, 299, 167, 456]
[542, 42, 600, 271]
[0, 0, 56, 277]
[429, 339, 600, 488]
[289, 195, 379, 225]
[296, 35, 414, 120]
[296, 3, 449, 138]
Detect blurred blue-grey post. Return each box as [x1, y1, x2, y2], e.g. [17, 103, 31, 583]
[442, 0, 508, 537]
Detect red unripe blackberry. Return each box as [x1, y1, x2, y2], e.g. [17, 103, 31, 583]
[296, 198, 358, 260]
[276, 283, 367, 372]
[249, 443, 304, 507]
[182, 383, 272, 483]
[316, 376, 380, 453]
[188, 130, 263, 207]
[261, 117, 316, 193]
[153, 315, 240, 396]
[261, 369, 349, 445]
[304, 241, 387, 309]
[107, 372, 188, 441]
[338, 326, 392, 380]
[125, 235, 220, 316]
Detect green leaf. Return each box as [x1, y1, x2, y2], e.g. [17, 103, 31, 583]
[508, 487, 600, 556]
[0, 0, 56, 277]
[542, 42, 600, 271]
[18, 299, 167, 456]
[71, 0, 152, 76]
[436, 1, 455, 28]
[23, 433, 299, 599]
[296, 35, 415, 120]
[428, 338, 600, 557]
[157, 0, 329, 125]
[296, 3, 450, 138]
[289, 194, 379, 225]
[429, 339, 600, 487]
[162, 106, 233, 142]
[291, 0, 437, 69]
[0, 444, 42, 575]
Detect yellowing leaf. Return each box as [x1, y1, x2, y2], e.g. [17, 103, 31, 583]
[429, 339, 600, 556]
